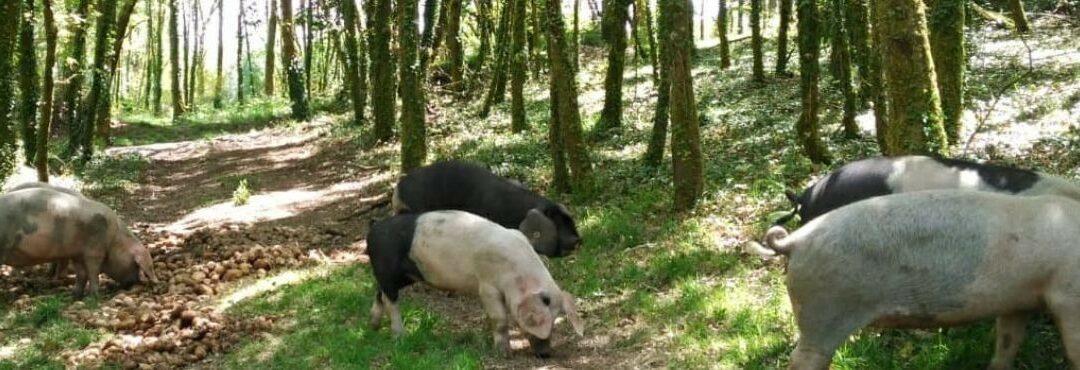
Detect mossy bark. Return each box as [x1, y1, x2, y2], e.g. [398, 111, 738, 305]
[751, 0, 764, 80]
[79, 0, 117, 160]
[597, 0, 632, 133]
[776, 0, 793, 75]
[213, 0, 223, 108]
[0, 0, 19, 182]
[545, 0, 592, 193]
[98, 0, 139, 147]
[796, 0, 832, 164]
[510, 0, 528, 132]
[666, 0, 704, 210]
[718, 0, 731, 69]
[869, 0, 888, 151]
[644, 0, 672, 166]
[265, 0, 278, 96]
[1007, 0, 1030, 33]
[367, 0, 396, 142]
[281, 0, 311, 121]
[832, 0, 859, 138]
[17, 0, 38, 164]
[927, 0, 965, 144]
[876, 0, 948, 155]
[846, 0, 871, 106]
[340, 0, 366, 125]
[480, 2, 513, 117]
[445, 0, 464, 90]
[420, 0, 440, 70]
[236, 0, 246, 104]
[37, 0, 57, 182]
[169, 0, 185, 120]
[398, 0, 427, 171]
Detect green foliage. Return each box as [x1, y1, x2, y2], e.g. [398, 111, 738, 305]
[1, 296, 100, 370]
[232, 178, 252, 206]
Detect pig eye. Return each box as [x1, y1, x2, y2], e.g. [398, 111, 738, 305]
[540, 294, 551, 306]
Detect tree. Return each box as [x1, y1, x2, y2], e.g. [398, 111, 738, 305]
[666, 0, 704, 210]
[795, 0, 831, 164]
[213, 0, 224, 108]
[97, 0, 139, 146]
[775, 0, 793, 75]
[846, 0, 871, 106]
[445, 0, 464, 90]
[644, 0, 673, 166]
[77, 0, 117, 159]
[280, 0, 310, 120]
[927, 0, 965, 144]
[152, 0, 164, 114]
[479, 1, 513, 117]
[37, 0, 58, 182]
[510, 0, 528, 132]
[420, 0, 441, 71]
[17, 0, 38, 165]
[876, 0, 947, 155]
[544, 0, 592, 193]
[398, 0, 427, 171]
[831, 0, 858, 138]
[56, 0, 91, 148]
[0, 0, 18, 182]
[170, 0, 186, 119]
[596, 0, 632, 134]
[340, 0, 367, 125]
[237, 0, 246, 104]
[750, 0, 764, 81]
[1007, 0, 1030, 33]
[368, 0, 395, 142]
[265, 0, 278, 96]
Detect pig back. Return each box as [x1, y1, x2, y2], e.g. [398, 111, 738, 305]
[0, 188, 118, 266]
[396, 161, 544, 229]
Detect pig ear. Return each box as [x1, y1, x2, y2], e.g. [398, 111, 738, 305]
[516, 293, 554, 339]
[519, 209, 557, 252]
[561, 292, 585, 336]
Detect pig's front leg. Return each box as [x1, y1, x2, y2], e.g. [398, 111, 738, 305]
[479, 284, 511, 355]
[73, 262, 87, 298]
[82, 253, 105, 296]
[988, 313, 1028, 370]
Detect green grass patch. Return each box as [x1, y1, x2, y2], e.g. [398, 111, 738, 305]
[115, 99, 291, 147]
[0, 296, 101, 370]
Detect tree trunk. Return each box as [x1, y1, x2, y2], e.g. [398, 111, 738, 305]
[480, 0, 513, 117]
[869, 0, 888, 150]
[398, 0, 427, 171]
[545, 0, 591, 193]
[169, 0, 185, 119]
[0, 0, 18, 181]
[832, 0, 859, 138]
[1007, 0, 1030, 33]
[666, 0, 704, 210]
[641, 0, 660, 83]
[144, 0, 155, 111]
[281, 0, 311, 120]
[776, 0, 792, 75]
[420, 0, 440, 71]
[426, 0, 449, 72]
[57, 0, 91, 150]
[751, 0, 764, 81]
[796, 0, 832, 164]
[644, 0, 672, 166]
[876, 0, 947, 155]
[471, 0, 492, 81]
[265, 0, 278, 96]
[510, 0, 528, 132]
[17, 0, 38, 164]
[368, 0, 395, 141]
[213, 0, 224, 108]
[303, 0, 314, 97]
[738, 0, 745, 34]
[846, 0, 871, 106]
[927, 0, 965, 144]
[573, 0, 580, 68]
[444, 0, 464, 91]
[182, 1, 191, 108]
[597, 0, 631, 133]
[237, 0, 246, 104]
[187, 0, 200, 106]
[340, 0, 366, 125]
[78, 0, 117, 160]
[37, 0, 58, 182]
[97, 0, 139, 147]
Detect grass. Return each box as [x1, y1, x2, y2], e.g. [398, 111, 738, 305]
[116, 98, 291, 147]
[0, 295, 101, 370]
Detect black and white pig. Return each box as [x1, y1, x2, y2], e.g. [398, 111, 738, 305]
[749, 190, 1080, 370]
[776, 155, 1080, 225]
[366, 210, 585, 357]
[0, 187, 158, 297]
[392, 160, 582, 258]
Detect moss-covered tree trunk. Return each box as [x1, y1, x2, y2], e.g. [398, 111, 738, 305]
[281, 0, 311, 120]
[265, 0, 278, 96]
[715, 0, 730, 68]
[236, 0, 246, 104]
[17, 0, 38, 164]
[1007, 0, 1030, 33]
[169, 0, 185, 120]
[77, 0, 117, 160]
[0, 0, 18, 181]
[776, 0, 793, 75]
[510, 0, 528, 132]
[57, 0, 91, 155]
[480, 1, 513, 117]
[398, 0, 427, 171]
[37, 0, 58, 182]
[640, 0, 659, 82]
[420, 0, 440, 70]
[213, 0, 224, 108]
[846, 0, 871, 106]
[796, 0, 832, 164]
[596, 0, 632, 133]
[832, 0, 859, 138]
[340, 0, 366, 125]
[471, 0, 493, 80]
[876, 0, 947, 155]
[644, 0, 672, 166]
[368, 0, 396, 142]
[927, 0, 965, 144]
[152, 1, 165, 114]
[98, 0, 138, 147]
[751, 0, 764, 80]
[666, 0, 704, 210]
[445, 0, 464, 90]
[545, 0, 592, 193]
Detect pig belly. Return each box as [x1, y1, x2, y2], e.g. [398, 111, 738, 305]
[2, 232, 80, 267]
[868, 276, 1045, 329]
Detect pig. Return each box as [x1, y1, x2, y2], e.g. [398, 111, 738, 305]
[0, 187, 158, 297]
[6, 181, 82, 196]
[748, 190, 1080, 370]
[366, 210, 585, 357]
[392, 160, 581, 258]
[775, 155, 1080, 225]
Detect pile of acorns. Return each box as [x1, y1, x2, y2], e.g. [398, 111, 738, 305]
[61, 223, 324, 368]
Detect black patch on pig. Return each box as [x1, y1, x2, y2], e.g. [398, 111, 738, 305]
[930, 157, 1040, 194]
[51, 216, 69, 244]
[394, 160, 582, 257]
[793, 157, 895, 224]
[88, 214, 110, 237]
[366, 214, 424, 303]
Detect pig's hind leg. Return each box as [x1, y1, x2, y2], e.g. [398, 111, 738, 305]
[988, 313, 1028, 370]
[789, 306, 874, 370]
[1046, 281, 1080, 368]
[370, 291, 386, 329]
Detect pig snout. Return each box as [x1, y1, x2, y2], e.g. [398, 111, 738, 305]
[527, 335, 553, 358]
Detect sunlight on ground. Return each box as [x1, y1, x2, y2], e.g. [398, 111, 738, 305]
[167, 175, 390, 233]
[214, 266, 333, 313]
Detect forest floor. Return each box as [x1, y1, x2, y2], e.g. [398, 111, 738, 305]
[3, 15, 1080, 370]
